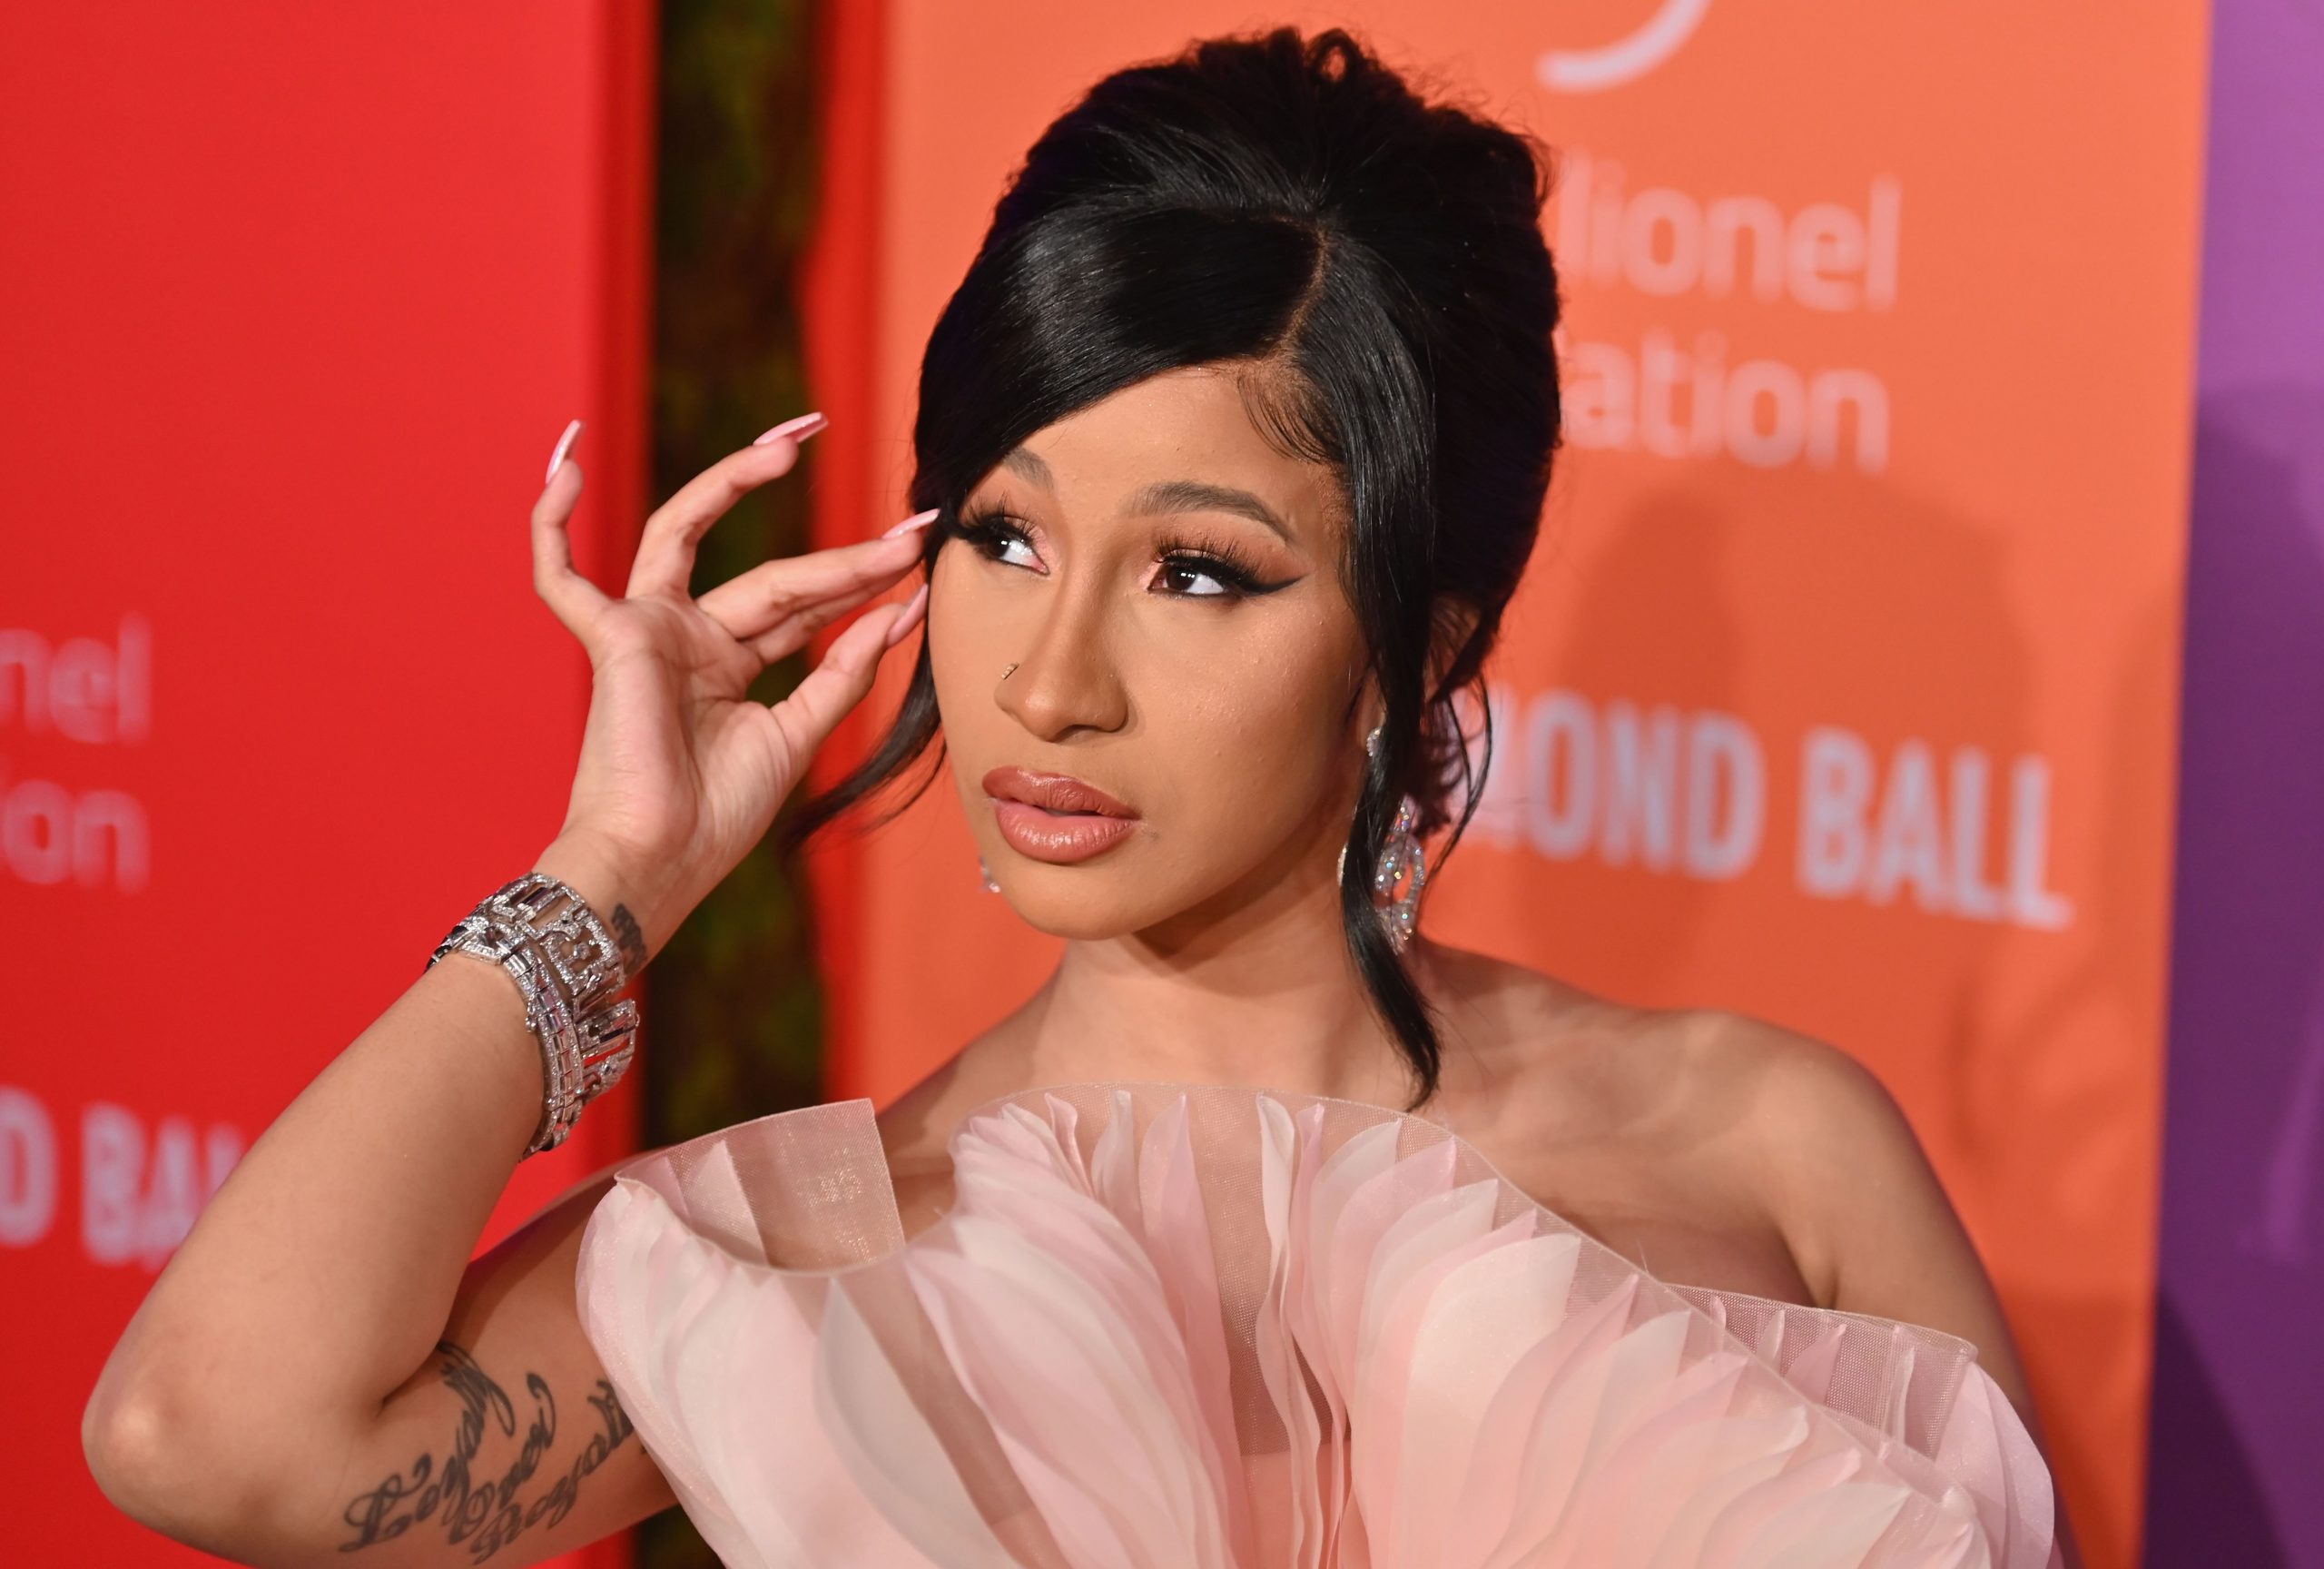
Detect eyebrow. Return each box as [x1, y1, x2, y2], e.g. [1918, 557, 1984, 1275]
[1000, 447, 1054, 486]
[997, 446, 1294, 543]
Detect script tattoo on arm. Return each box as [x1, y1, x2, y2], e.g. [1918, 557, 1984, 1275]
[606, 904, 646, 979]
[339, 1341, 635, 1562]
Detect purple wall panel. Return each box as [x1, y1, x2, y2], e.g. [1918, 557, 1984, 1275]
[2147, 2, 2324, 1564]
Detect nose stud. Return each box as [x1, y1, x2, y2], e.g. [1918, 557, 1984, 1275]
[1001, 663, 1019, 680]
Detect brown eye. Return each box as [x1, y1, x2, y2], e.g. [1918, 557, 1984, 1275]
[1157, 558, 1235, 597]
[991, 534, 1042, 570]
[955, 510, 1045, 571]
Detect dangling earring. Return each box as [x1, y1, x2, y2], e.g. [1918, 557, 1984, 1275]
[1372, 793, 1427, 952]
[1336, 723, 1428, 952]
[977, 854, 1000, 893]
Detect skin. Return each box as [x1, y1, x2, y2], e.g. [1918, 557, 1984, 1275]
[81, 367, 2078, 1568]
[889, 361, 2076, 1559]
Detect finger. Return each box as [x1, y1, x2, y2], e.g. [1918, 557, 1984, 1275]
[531, 447, 613, 643]
[883, 582, 930, 648]
[544, 418, 586, 485]
[753, 576, 926, 667]
[742, 573, 907, 666]
[764, 597, 918, 766]
[625, 419, 823, 600]
[697, 527, 930, 647]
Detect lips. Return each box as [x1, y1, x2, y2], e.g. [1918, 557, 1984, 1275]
[981, 766, 1137, 817]
[982, 766, 1139, 865]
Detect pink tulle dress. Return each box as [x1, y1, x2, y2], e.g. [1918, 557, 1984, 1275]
[574, 1082, 2060, 1568]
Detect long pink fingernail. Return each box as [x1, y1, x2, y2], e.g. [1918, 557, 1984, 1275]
[884, 584, 929, 647]
[881, 507, 940, 539]
[544, 418, 584, 485]
[753, 411, 827, 446]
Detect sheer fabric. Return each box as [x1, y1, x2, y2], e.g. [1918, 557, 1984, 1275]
[575, 1082, 2058, 1568]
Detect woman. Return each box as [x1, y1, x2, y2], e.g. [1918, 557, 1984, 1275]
[84, 25, 2070, 1568]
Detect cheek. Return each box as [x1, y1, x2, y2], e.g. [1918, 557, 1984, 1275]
[1137, 612, 1359, 834]
[926, 548, 1001, 714]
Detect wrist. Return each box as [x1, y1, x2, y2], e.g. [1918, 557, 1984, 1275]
[529, 834, 663, 976]
[439, 854, 645, 1157]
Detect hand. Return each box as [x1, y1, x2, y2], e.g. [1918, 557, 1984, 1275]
[527, 416, 934, 964]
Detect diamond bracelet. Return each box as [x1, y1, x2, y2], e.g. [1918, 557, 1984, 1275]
[428, 872, 641, 1154]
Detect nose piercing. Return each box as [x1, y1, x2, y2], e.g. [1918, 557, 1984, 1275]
[1001, 663, 1019, 680]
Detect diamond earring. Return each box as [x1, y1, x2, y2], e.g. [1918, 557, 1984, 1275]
[1336, 723, 1428, 952]
[1371, 794, 1427, 952]
[977, 855, 1000, 893]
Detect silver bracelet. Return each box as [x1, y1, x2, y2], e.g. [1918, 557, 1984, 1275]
[428, 873, 641, 1154]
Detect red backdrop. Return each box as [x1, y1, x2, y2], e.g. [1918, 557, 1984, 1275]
[0, 4, 653, 1564]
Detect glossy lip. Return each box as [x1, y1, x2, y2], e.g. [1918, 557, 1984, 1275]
[981, 766, 1137, 818]
[982, 765, 1139, 865]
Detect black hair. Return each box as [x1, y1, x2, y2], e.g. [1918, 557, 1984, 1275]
[780, 25, 1562, 1110]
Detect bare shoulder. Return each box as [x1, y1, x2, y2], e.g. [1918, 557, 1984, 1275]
[1425, 943, 1874, 1135]
[1427, 947, 2044, 1425]
[1662, 1007, 1925, 1185]
[1679, 1009, 2059, 1466]
[1649, 1011, 1962, 1299]
[1429, 944, 1930, 1217]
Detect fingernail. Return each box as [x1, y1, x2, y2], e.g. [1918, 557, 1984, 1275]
[878, 581, 924, 646]
[544, 418, 584, 485]
[884, 584, 929, 647]
[753, 411, 828, 447]
[881, 507, 940, 539]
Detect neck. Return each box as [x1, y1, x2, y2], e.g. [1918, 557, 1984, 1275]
[1009, 856, 1435, 1109]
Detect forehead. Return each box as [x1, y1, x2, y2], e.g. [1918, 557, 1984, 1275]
[980, 366, 1344, 532]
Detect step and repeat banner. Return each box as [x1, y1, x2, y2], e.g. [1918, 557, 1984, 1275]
[10, 3, 2312, 1566]
[804, 5, 2213, 1566]
[0, 4, 650, 1565]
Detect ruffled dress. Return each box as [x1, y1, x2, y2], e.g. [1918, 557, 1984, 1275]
[574, 1082, 2059, 1568]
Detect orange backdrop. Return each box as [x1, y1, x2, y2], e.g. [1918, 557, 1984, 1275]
[803, 7, 2212, 1565]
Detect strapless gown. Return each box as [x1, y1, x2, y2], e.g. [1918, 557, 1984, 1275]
[574, 1082, 2059, 1568]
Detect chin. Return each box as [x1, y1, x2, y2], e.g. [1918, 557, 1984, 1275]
[984, 854, 1196, 942]
[995, 847, 1295, 946]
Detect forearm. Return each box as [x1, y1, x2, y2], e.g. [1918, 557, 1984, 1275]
[84, 839, 638, 1523]
[82, 411, 900, 1558]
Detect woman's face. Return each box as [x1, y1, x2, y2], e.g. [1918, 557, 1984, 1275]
[928, 365, 1374, 941]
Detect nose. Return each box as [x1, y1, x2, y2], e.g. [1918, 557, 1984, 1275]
[994, 574, 1130, 742]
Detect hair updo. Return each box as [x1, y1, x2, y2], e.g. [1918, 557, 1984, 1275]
[783, 25, 1563, 1108]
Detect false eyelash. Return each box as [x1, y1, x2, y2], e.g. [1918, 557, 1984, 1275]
[950, 504, 1292, 598]
[952, 507, 1046, 562]
[1150, 528, 1284, 597]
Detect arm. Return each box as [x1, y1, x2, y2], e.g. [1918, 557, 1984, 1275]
[84, 843, 665, 1569]
[83, 418, 932, 1566]
[1736, 1020, 2083, 1566]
